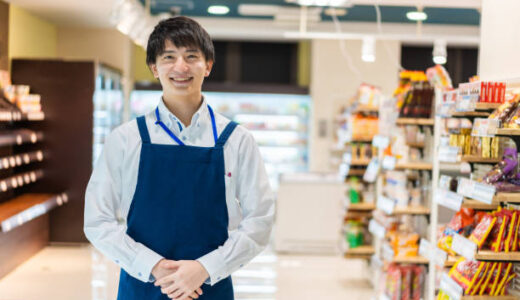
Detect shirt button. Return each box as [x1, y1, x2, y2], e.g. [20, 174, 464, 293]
[138, 272, 142, 277]
[182, 136, 187, 141]
[217, 276, 221, 280]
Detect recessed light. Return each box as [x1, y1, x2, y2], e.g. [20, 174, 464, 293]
[208, 5, 230, 15]
[324, 8, 347, 17]
[406, 11, 427, 21]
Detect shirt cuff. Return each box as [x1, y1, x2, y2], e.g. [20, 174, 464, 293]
[197, 249, 227, 286]
[131, 246, 164, 283]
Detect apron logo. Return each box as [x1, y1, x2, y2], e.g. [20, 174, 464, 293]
[227, 172, 232, 177]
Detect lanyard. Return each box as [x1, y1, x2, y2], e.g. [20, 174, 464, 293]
[154, 105, 218, 146]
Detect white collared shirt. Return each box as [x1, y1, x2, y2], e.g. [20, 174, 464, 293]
[84, 97, 275, 286]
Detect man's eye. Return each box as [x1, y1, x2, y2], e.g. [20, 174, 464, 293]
[164, 55, 174, 59]
[188, 55, 198, 59]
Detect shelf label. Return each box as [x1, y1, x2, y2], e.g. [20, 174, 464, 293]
[435, 189, 463, 211]
[452, 233, 477, 260]
[457, 178, 496, 204]
[363, 158, 380, 183]
[339, 162, 350, 178]
[433, 247, 448, 267]
[418, 238, 431, 260]
[438, 146, 459, 163]
[382, 156, 396, 170]
[472, 118, 498, 137]
[440, 273, 462, 300]
[369, 219, 386, 239]
[377, 195, 396, 215]
[372, 135, 390, 149]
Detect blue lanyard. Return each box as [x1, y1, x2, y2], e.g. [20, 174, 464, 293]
[154, 105, 218, 146]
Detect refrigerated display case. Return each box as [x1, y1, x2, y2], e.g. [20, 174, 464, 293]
[92, 65, 124, 165]
[129, 90, 311, 189]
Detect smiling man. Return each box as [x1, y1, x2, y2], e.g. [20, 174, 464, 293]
[84, 16, 275, 300]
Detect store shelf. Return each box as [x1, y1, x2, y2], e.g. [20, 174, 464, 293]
[351, 159, 372, 166]
[348, 202, 376, 211]
[462, 198, 499, 210]
[407, 142, 426, 148]
[474, 250, 520, 262]
[493, 128, 520, 136]
[461, 296, 518, 300]
[461, 155, 501, 164]
[445, 255, 460, 268]
[345, 211, 372, 219]
[347, 169, 366, 176]
[0, 193, 68, 233]
[0, 111, 45, 122]
[451, 111, 491, 118]
[395, 162, 433, 170]
[344, 245, 375, 258]
[495, 193, 520, 203]
[392, 205, 430, 215]
[351, 137, 374, 143]
[354, 105, 378, 114]
[475, 102, 502, 110]
[396, 118, 434, 126]
[391, 256, 429, 265]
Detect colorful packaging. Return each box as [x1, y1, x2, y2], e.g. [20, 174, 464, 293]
[386, 264, 402, 300]
[479, 262, 497, 295]
[449, 258, 485, 293]
[411, 266, 424, 300]
[485, 262, 503, 295]
[469, 262, 490, 295]
[401, 267, 412, 300]
[505, 211, 518, 252]
[469, 214, 496, 248]
[494, 263, 512, 296]
[489, 210, 509, 252]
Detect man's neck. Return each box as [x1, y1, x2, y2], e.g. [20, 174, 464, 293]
[162, 93, 203, 127]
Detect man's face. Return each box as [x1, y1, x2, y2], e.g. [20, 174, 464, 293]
[150, 40, 213, 97]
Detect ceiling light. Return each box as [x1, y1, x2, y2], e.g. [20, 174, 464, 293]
[361, 36, 376, 63]
[208, 5, 230, 15]
[324, 8, 347, 16]
[433, 39, 447, 65]
[406, 11, 427, 21]
[286, 0, 351, 7]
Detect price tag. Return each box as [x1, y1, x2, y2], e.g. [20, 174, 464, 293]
[452, 233, 477, 260]
[363, 158, 380, 183]
[472, 181, 496, 204]
[457, 178, 496, 204]
[369, 219, 386, 239]
[472, 118, 498, 137]
[438, 146, 460, 163]
[418, 238, 431, 260]
[439, 175, 452, 190]
[342, 152, 352, 164]
[435, 189, 463, 211]
[382, 156, 396, 170]
[377, 195, 396, 215]
[440, 273, 463, 300]
[433, 247, 448, 267]
[372, 135, 390, 149]
[339, 162, 350, 178]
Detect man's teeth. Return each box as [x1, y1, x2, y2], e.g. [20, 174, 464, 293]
[172, 77, 190, 82]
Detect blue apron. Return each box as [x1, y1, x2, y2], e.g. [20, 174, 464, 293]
[117, 106, 237, 300]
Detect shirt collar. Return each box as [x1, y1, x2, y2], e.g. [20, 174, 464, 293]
[157, 96, 209, 132]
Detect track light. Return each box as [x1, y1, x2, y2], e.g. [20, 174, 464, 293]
[433, 40, 447, 65]
[362, 36, 376, 63]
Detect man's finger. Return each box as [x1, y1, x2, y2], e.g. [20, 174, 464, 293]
[165, 260, 181, 269]
[155, 274, 176, 287]
[162, 285, 179, 295]
[189, 291, 199, 299]
[196, 288, 203, 295]
[170, 288, 185, 299]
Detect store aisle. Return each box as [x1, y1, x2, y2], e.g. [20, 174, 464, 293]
[0, 245, 373, 300]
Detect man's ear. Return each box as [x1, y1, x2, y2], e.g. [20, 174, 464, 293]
[204, 60, 214, 77]
[149, 64, 159, 79]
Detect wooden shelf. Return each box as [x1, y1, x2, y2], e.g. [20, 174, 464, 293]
[407, 142, 426, 148]
[461, 296, 518, 300]
[0, 111, 45, 122]
[475, 102, 502, 110]
[395, 162, 433, 170]
[347, 169, 366, 176]
[348, 202, 375, 211]
[345, 211, 372, 220]
[351, 137, 374, 143]
[475, 250, 520, 262]
[451, 111, 491, 118]
[462, 198, 499, 210]
[0, 150, 44, 170]
[392, 255, 429, 264]
[495, 193, 520, 203]
[445, 255, 460, 268]
[344, 245, 375, 258]
[396, 118, 434, 126]
[0, 193, 68, 232]
[351, 159, 372, 166]
[0, 130, 43, 147]
[392, 205, 430, 215]
[494, 128, 520, 136]
[461, 155, 501, 163]
[354, 105, 378, 114]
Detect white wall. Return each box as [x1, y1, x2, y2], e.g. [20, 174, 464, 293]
[479, 0, 520, 80]
[309, 39, 400, 172]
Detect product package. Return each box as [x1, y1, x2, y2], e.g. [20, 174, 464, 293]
[449, 257, 485, 293]
[469, 214, 496, 248]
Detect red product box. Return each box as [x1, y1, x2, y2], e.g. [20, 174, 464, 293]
[493, 82, 500, 103]
[481, 82, 488, 102]
[487, 82, 494, 103]
[500, 83, 506, 103]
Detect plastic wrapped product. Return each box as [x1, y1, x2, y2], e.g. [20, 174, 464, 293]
[483, 148, 518, 184]
[499, 274, 516, 295]
[401, 267, 412, 300]
[449, 258, 485, 293]
[490, 210, 510, 252]
[505, 210, 518, 252]
[489, 96, 519, 123]
[494, 263, 513, 296]
[479, 262, 498, 295]
[411, 266, 425, 300]
[469, 262, 490, 295]
[469, 214, 496, 248]
[386, 264, 402, 300]
[484, 262, 503, 295]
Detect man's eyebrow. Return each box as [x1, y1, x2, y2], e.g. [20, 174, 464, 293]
[162, 49, 200, 54]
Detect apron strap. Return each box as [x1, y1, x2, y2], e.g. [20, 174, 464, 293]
[136, 116, 151, 144]
[215, 121, 238, 147]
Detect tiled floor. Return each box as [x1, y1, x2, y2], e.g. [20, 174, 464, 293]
[0, 245, 374, 300]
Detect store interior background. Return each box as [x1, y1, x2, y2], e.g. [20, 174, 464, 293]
[1, 0, 520, 299]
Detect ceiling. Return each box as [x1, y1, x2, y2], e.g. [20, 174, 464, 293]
[142, 0, 480, 26]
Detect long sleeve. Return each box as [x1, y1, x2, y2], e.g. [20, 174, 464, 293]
[84, 128, 163, 283]
[197, 131, 276, 286]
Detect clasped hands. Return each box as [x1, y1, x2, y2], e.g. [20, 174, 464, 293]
[152, 259, 209, 300]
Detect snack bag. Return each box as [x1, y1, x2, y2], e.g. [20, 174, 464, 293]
[485, 262, 503, 295]
[513, 212, 520, 252]
[494, 262, 512, 296]
[386, 264, 402, 300]
[401, 267, 412, 300]
[479, 262, 498, 295]
[438, 235, 455, 256]
[500, 274, 516, 296]
[505, 210, 518, 252]
[469, 262, 490, 295]
[449, 257, 485, 293]
[469, 214, 496, 248]
[489, 210, 509, 252]
[411, 266, 425, 300]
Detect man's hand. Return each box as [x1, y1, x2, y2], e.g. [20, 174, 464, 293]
[154, 260, 209, 300]
[152, 259, 204, 299]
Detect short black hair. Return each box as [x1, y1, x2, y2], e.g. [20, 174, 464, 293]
[146, 16, 215, 65]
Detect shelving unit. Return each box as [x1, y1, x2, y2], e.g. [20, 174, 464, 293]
[461, 155, 501, 163]
[392, 205, 430, 215]
[348, 202, 376, 211]
[395, 162, 433, 170]
[344, 245, 375, 259]
[474, 251, 520, 262]
[396, 118, 435, 126]
[392, 255, 429, 265]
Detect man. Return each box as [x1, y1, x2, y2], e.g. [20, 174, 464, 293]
[84, 16, 275, 300]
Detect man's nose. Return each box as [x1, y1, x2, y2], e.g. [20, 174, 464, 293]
[173, 57, 189, 73]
